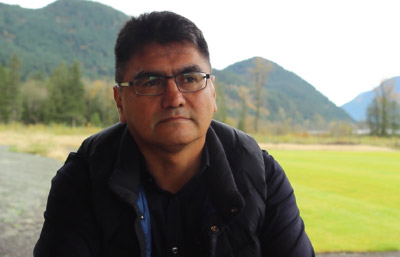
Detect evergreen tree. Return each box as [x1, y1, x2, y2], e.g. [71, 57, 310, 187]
[45, 62, 69, 123]
[0, 64, 8, 122]
[0, 54, 22, 123]
[65, 61, 86, 126]
[45, 61, 86, 126]
[8, 54, 22, 121]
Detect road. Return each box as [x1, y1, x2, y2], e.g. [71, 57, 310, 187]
[0, 145, 61, 257]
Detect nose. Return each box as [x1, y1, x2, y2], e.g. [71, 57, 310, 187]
[161, 78, 186, 109]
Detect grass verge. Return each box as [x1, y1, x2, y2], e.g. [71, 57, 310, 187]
[268, 149, 400, 252]
[0, 123, 101, 161]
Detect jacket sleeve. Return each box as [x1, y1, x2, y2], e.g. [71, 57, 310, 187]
[34, 152, 100, 257]
[260, 150, 315, 257]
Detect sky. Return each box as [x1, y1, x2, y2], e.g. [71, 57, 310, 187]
[1, 0, 399, 106]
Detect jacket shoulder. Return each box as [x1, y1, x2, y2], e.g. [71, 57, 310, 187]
[209, 120, 266, 194]
[77, 123, 127, 161]
[210, 120, 261, 155]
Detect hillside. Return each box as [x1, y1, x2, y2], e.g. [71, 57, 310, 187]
[341, 76, 400, 121]
[214, 57, 353, 126]
[0, 0, 128, 78]
[0, 0, 353, 127]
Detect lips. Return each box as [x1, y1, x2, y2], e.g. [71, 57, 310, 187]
[159, 116, 191, 123]
[156, 110, 192, 124]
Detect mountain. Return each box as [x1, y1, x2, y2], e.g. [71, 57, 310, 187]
[0, 0, 352, 126]
[0, 0, 128, 78]
[341, 76, 400, 121]
[214, 57, 353, 125]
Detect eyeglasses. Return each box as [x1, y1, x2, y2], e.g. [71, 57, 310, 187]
[116, 72, 212, 96]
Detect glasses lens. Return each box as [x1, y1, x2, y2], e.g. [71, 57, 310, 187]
[176, 72, 206, 92]
[134, 76, 165, 96]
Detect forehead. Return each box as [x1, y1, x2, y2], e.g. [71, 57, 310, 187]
[124, 42, 210, 78]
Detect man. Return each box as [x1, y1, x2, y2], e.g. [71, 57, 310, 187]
[34, 11, 314, 257]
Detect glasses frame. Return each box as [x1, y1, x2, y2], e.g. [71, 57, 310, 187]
[116, 72, 212, 96]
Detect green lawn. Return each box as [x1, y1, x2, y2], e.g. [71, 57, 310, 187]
[268, 149, 400, 253]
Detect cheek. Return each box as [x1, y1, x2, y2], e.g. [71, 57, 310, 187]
[123, 99, 156, 128]
[207, 89, 217, 113]
[212, 97, 217, 113]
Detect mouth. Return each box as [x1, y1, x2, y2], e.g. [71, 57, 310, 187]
[158, 116, 191, 123]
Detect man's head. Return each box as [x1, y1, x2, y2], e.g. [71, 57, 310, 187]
[114, 11, 211, 83]
[113, 11, 216, 152]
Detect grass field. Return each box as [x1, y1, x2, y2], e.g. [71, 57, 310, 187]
[1, 124, 399, 252]
[268, 149, 400, 253]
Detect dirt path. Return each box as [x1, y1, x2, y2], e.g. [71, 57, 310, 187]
[0, 145, 399, 257]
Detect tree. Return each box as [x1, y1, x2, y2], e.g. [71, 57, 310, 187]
[20, 77, 48, 124]
[248, 57, 272, 132]
[367, 80, 400, 136]
[45, 62, 69, 123]
[7, 54, 22, 122]
[0, 64, 8, 122]
[329, 121, 353, 137]
[45, 61, 86, 126]
[0, 54, 23, 123]
[214, 83, 228, 123]
[237, 86, 249, 132]
[85, 79, 118, 127]
[65, 61, 86, 126]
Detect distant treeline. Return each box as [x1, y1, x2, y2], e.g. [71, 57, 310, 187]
[0, 54, 118, 127]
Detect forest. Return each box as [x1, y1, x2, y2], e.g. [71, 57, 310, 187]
[0, 54, 117, 127]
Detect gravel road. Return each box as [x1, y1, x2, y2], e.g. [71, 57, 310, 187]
[0, 145, 399, 257]
[0, 145, 62, 257]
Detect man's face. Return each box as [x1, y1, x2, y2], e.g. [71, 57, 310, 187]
[114, 41, 217, 151]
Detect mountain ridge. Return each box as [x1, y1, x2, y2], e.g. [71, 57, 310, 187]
[216, 57, 352, 126]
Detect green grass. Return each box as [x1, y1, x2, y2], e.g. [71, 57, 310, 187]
[268, 149, 400, 253]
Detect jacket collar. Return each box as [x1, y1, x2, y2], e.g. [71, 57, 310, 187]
[108, 126, 142, 210]
[205, 126, 245, 222]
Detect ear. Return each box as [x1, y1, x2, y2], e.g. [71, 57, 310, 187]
[113, 86, 126, 123]
[211, 75, 217, 113]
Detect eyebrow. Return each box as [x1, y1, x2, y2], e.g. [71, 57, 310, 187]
[132, 65, 204, 80]
[177, 65, 203, 74]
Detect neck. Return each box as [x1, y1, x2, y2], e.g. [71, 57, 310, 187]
[138, 139, 205, 194]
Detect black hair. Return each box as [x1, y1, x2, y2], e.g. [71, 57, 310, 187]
[114, 11, 210, 82]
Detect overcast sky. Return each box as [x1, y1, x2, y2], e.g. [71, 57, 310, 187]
[1, 0, 399, 106]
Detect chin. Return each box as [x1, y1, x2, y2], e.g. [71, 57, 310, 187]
[157, 132, 204, 147]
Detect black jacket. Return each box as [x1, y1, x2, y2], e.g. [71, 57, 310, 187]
[34, 121, 314, 257]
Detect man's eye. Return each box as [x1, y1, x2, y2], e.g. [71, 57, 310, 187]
[140, 78, 163, 87]
[182, 74, 200, 83]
